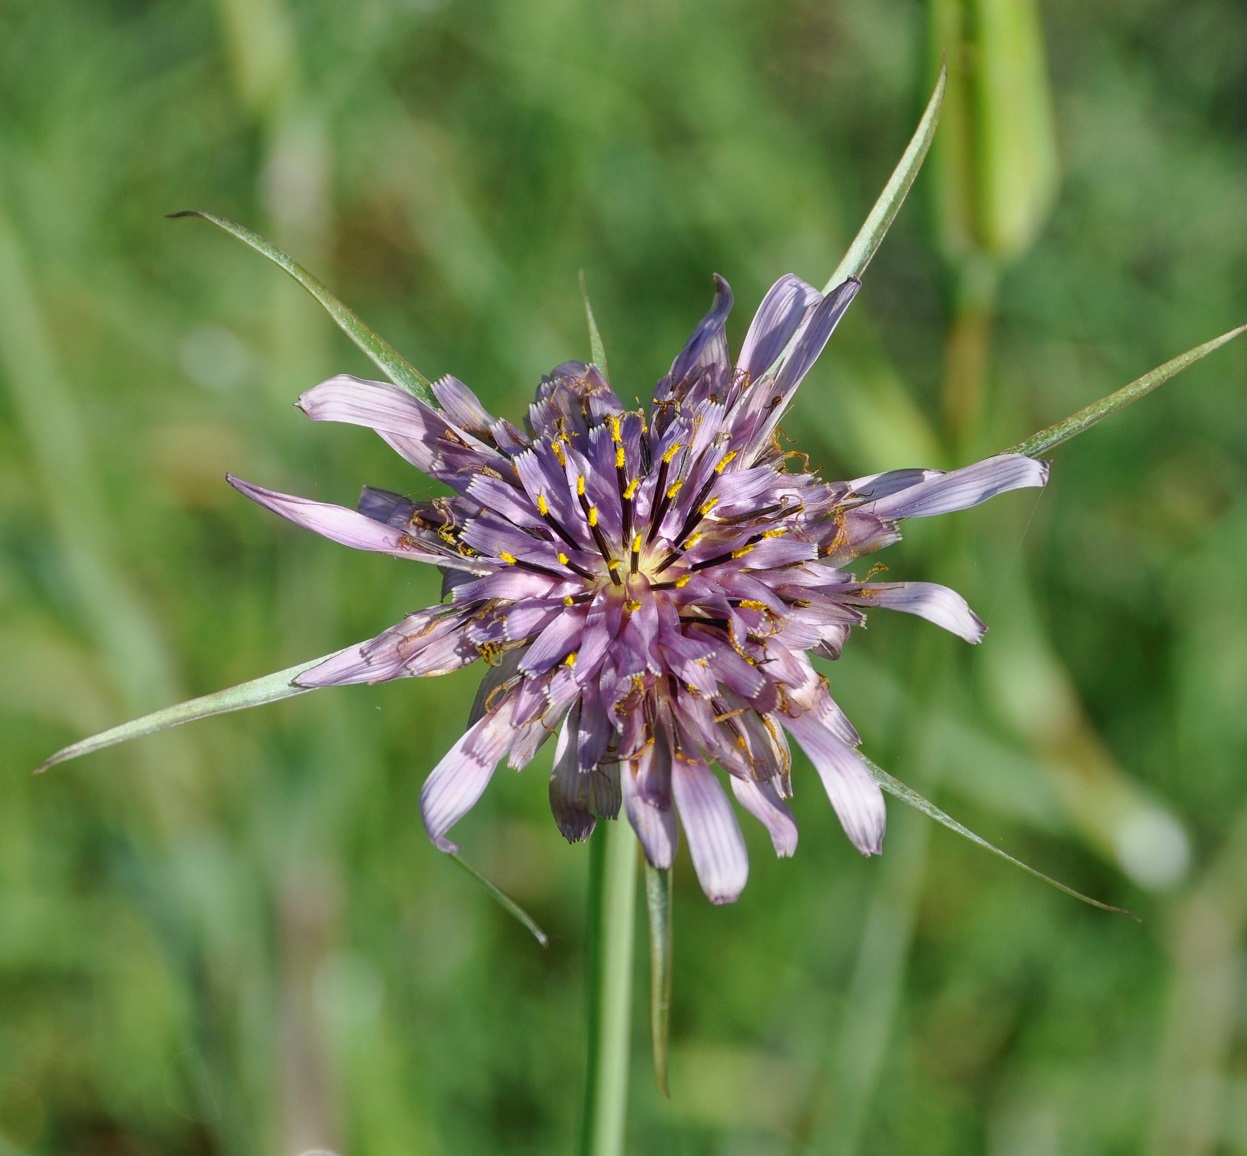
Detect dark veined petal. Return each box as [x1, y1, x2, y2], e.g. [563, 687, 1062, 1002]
[730, 775, 798, 858]
[784, 713, 886, 856]
[656, 275, 734, 406]
[842, 581, 986, 644]
[670, 755, 749, 904]
[226, 476, 478, 567]
[549, 704, 596, 842]
[430, 373, 503, 436]
[863, 454, 1048, 520]
[420, 698, 519, 853]
[737, 274, 822, 379]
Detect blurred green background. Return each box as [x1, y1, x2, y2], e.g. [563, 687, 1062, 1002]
[2, 0, 1246, 1152]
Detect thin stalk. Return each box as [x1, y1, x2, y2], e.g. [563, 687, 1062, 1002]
[579, 820, 638, 1156]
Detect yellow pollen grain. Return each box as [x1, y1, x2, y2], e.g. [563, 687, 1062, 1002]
[588, 507, 599, 527]
[623, 478, 639, 499]
[739, 599, 767, 610]
[537, 494, 549, 516]
[499, 551, 517, 564]
[715, 450, 737, 473]
[563, 595, 575, 606]
[674, 574, 692, 588]
[762, 528, 786, 538]
[615, 446, 626, 469]
[699, 496, 719, 515]
[564, 651, 577, 667]
[662, 442, 683, 464]
[730, 544, 755, 559]
[608, 415, 622, 442]
[576, 475, 586, 496]
[684, 532, 702, 549]
[665, 480, 683, 499]
[551, 441, 566, 466]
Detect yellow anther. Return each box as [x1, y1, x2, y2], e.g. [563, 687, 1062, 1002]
[499, 551, 517, 564]
[739, 599, 768, 611]
[699, 496, 719, 516]
[607, 557, 620, 572]
[631, 532, 643, 553]
[665, 480, 684, 499]
[623, 478, 639, 499]
[715, 450, 737, 473]
[558, 552, 571, 565]
[551, 441, 566, 466]
[615, 445, 626, 469]
[608, 415, 622, 442]
[588, 507, 599, 527]
[537, 494, 549, 516]
[564, 651, 577, 667]
[563, 595, 575, 606]
[730, 544, 755, 559]
[662, 442, 683, 465]
[684, 532, 703, 549]
[624, 599, 641, 612]
[675, 573, 692, 588]
[576, 475, 586, 496]
[762, 528, 786, 539]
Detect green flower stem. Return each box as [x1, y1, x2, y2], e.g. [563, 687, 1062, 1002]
[579, 820, 638, 1156]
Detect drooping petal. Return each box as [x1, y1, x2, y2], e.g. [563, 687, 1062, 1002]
[622, 734, 679, 870]
[842, 581, 986, 644]
[670, 755, 749, 904]
[419, 698, 517, 853]
[784, 713, 886, 856]
[730, 775, 798, 857]
[863, 454, 1048, 520]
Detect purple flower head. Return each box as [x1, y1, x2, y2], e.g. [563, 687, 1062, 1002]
[228, 273, 1046, 903]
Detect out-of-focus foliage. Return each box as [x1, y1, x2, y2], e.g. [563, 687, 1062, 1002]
[1, 0, 1245, 1153]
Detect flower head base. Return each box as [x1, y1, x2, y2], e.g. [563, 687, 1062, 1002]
[229, 273, 1046, 903]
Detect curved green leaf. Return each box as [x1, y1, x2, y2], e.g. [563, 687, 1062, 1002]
[169, 210, 434, 402]
[35, 654, 338, 774]
[579, 270, 609, 378]
[863, 754, 1139, 920]
[450, 853, 549, 948]
[1006, 324, 1247, 459]
[824, 62, 948, 291]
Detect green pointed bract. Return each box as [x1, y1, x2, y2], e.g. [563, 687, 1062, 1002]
[1006, 324, 1247, 459]
[34, 654, 337, 774]
[450, 854, 549, 948]
[824, 63, 947, 291]
[862, 755, 1138, 919]
[168, 210, 435, 403]
[644, 862, 673, 1098]
[579, 270, 609, 378]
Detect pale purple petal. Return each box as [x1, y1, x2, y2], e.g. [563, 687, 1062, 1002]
[622, 739, 678, 869]
[864, 454, 1048, 520]
[737, 274, 821, 379]
[227, 475, 469, 565]
[419, 699, 517, 852]
[784, 713, 886, 856]
[671, 756, 749, 904]
[844, 581, 986, 644]
[730, 776, 798, 857]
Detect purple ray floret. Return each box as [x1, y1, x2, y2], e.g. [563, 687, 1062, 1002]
[232, 274, 1047, 903]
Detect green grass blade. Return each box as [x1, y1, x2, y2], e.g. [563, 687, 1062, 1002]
[35, 654, 338, 773]
[449, 854, 549, 948]
[644, 863, 673, 1098]
[1006, 324, 1247, 459]
[168, 210, 435, 402]
[579, 270, 609, 377]
[824, 62, 947, 291]
[862, 754, 1139, 920]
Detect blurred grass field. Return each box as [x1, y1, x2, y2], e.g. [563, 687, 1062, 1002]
[2, 0, 1246, 1152]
